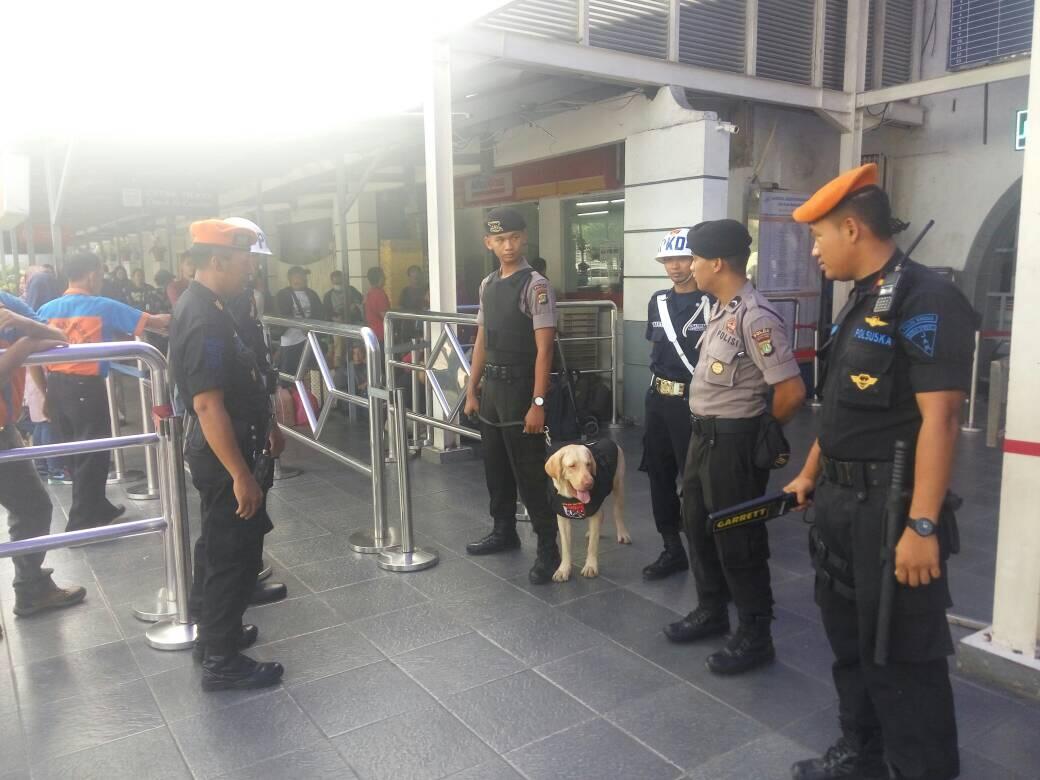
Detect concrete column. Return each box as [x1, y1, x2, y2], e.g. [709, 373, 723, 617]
[621, 87, 729, 423]
[991, 7, 1040, 658]
[346, 191, 379, 293]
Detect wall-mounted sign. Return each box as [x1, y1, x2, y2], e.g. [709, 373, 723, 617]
[463, 172, 514, 205]
[1016, 109, 1027, 151]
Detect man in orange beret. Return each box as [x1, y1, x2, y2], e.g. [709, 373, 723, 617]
[783, 166, 974, 780]
[169, 219, 285, 691]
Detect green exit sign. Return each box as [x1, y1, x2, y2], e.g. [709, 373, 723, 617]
[1016, 109, 1027, 151]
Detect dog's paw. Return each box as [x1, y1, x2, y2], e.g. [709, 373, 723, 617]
[617, 533, 632, 545]
[552, 566, 572, 583]
[581, 561, 599, 578]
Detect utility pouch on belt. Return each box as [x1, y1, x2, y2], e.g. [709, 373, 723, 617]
[754, 414, 791, 470]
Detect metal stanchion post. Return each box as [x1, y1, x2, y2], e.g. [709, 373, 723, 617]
[962, 330, 982, 432]
[350, 328, 396, 553]
[607, 304, 622, 428]
[384, 318, 398, 464]
[146, 412, 198, 650]
[105, 373, 134, 484]
[127, 360, 160, 500]
[809, 330, 823, 407]
[423, 320, 434, 446]
[378, 386, 438, 572]
[409, 340, 421, 453]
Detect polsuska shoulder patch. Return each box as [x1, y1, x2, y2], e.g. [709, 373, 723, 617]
[900, 313, 939, 357]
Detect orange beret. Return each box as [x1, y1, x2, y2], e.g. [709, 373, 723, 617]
[189, 219, 256, 251]
[792, 163, 880, 223]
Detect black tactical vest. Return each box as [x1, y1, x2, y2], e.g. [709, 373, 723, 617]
[483, 267, 537, 366]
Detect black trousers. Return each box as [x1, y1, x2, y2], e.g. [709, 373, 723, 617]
[643, 389, 691, 537]
[814, 477, 958, 779]
[0, 426, 54, 593]
[47, 374, 120, 532]
[682, 426, 772, 620]
[478, 376, 555, 536]
[186, 426, 272, 657]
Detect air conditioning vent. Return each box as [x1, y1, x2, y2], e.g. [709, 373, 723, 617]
[678, 0, 747, 74]
[756, 0, 816, 84]
[481, 0, 580, 41]
[588, 0, 670, 59]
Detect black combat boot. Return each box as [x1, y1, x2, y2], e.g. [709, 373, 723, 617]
[250, 581, 287, 605]
[192, 624, 260, 663]
[201, 652, 284, 692]
[663, 605, 729, 643]
[706, 615, 775, 674]
[13, 576, 87, 617]
[528, 534, 562, 585]
[466, 519, 521, 556]
[642, 533, 689, 580]
[790, 734, 887, 779]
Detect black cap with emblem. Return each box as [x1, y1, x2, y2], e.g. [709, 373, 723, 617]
[484, 207, 527, 235]
[689, 219, 753, 260]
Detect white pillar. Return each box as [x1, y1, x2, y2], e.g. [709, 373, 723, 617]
[346, 192, 379, 292]
[424, 41, 457, 314]
[621, 87, 729, 423]
[990, 7, 1040, 656]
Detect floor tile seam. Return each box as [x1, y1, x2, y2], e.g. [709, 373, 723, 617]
[265, 528, 337, 546]
[356, 622, 471, 658]
[493, 712, 601, 761]
[26, 718, 169, 768]
[957, 745, 1027, 778]
[385, 646, 523, 702]
[13, 657, 147, 709]
[244, 614, 361, 651]
[289, 570, 389, 596]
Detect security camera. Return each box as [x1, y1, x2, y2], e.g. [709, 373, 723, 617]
[715, 122, 739, 135]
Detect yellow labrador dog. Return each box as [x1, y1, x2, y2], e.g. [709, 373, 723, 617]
[544, 439, 631, 582]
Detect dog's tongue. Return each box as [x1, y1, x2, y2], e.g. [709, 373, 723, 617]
[577, 489, 591, 504]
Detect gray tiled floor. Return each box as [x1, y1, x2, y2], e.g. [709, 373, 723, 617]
[0, 402, 1037, 779]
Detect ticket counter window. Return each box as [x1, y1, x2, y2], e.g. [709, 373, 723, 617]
[563, 195, 623, 300]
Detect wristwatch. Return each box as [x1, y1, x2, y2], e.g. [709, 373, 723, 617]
[907, 517, 937, 537]
[532, 396, 545, 407]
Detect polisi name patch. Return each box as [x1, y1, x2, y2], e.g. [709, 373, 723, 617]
[853, 327, 893, 347]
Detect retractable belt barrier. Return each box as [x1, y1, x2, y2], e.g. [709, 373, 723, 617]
[0, 341, 196, 651]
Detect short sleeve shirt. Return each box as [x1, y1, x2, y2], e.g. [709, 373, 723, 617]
[690, 282, 801, 418]
[818, 254, 976, 460]
[168, 281, 270, 422]
[37, 289, 147, 377]
[476, 259, 557, 330]
[0, 291, 41, 425]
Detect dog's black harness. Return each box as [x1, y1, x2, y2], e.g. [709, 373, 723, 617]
[548, 439, 619, 520]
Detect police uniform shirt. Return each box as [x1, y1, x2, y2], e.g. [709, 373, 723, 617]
[646, 288, 712, 381]
[169, 281, 270, 422]
[819, 252, 975, 461]
[690, 282, 800, 418]
[475, 259, 557, 330]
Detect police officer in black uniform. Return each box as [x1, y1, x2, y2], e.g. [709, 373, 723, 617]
[463, 207, 561, 584]
[785, 164, 973, 780]
[641, 227, 712, 580]
[169, 219, 284, 691]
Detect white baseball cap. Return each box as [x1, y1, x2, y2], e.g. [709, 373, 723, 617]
[224, 217, 273, 256]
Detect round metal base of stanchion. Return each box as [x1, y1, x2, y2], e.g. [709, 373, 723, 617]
[145, 619, 197, 651]
[273, 463, 302, 481]
[377, 546, 439, 572]
[605, 422, 625, 430]
[126, 482, 160, 500]
[107, 469, 145, 485]
[258, 562, 273, 581]
[809, 400, 823, 408]
[960, 426, 982, 433]
[349, 526, 398, 554]
[132, 587, 177, 622]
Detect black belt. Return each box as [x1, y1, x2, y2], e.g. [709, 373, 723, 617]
[690, 414, 762, 437]
[483, 364, 534, 380]
[819, 456, 893, 491]
[651, 375, 688, 397]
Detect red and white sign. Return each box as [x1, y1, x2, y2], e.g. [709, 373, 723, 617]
[464, 172, 514, 205]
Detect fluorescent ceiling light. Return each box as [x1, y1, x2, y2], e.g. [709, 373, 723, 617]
[576, 200, 609, 207]
[610, 198, 625, 203]
[578, 211, 609, 217]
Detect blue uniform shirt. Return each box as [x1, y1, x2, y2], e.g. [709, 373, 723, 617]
[645, 288, 713, 381]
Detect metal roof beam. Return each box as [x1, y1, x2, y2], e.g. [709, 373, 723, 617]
[857, 57, 1031, 107]
[451, 28, 849, 114]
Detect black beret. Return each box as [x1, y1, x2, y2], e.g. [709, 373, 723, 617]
[689, 219, 752, 259]
[485, 207, 526, 234]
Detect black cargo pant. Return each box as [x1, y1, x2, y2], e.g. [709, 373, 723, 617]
[682, 419, 773, 620]
[643, 388, 691, 537]
[478, 375, 555, 537]
[0, 426, 55, 593]
[186, 420, 272, 657]
[813, 473, 958, 780]
[47, 373, 121, 532]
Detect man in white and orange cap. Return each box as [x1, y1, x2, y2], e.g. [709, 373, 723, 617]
[783, 165, 974, 780]
[169, 219, 284, 691]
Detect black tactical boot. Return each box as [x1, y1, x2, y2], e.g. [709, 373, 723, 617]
[642, 534, 689, 580]
[466, 520, 521, 556]
[192, 624, 260, 663]
[790, 735, 887, 779]
[201, 652, 283, 692]
[663, 605, 729, 643]
[13, 576, 87, 617]
[250, 581, 288, 605]
[528, 534, 562, 585]
[706, 615, 775, 675]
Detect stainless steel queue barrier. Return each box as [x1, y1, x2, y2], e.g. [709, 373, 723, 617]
[104, 372, 143, 485]
[0, 341, 196, 651]
[109, 351, 161, 500]
[261, 315, 394, 554]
